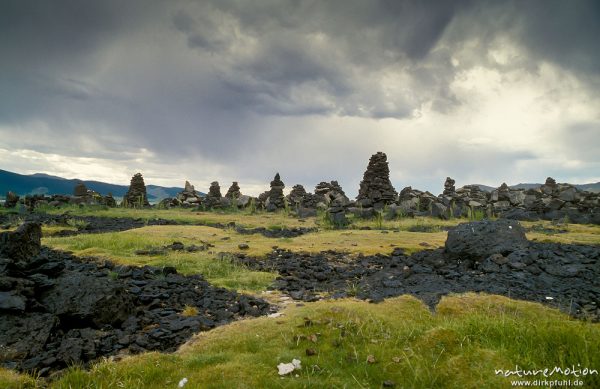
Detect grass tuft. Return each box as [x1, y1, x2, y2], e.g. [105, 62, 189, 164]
[4, 294, 597, 388]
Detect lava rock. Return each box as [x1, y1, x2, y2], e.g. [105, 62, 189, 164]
[0, 222, 41, 261]
[445, 219, 529, 261]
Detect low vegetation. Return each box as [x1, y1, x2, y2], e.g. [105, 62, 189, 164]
[3, 208, 600, 387]
[3, 294, 598, 388]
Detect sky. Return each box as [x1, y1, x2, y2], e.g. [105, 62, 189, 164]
[1, 0, 599, 196]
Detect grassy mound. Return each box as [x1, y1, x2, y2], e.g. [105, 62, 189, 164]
[3, 294, 598, 388]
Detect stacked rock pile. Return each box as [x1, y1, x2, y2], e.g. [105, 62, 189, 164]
[356, 152, 397, 210]
[123, 173, 150, 207]
[203, 181, 223, 209]
[314, 181, 349, 208]
[225, 182, 241, 199]
[177, 181, 203, 206]
[265, 173, 286, 212]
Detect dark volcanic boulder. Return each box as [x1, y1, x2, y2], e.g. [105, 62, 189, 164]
[0, 222, 41, 261]
[445, 219, 529, 261]
[0, 313, 59, 363]
[40, 273, 134, 327]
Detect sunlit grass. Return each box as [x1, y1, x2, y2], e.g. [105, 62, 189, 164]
[4, 294, 598, 388]
[522, 220, 600, 245]
[40, 205, 318, 229]
[43, 226, 277, 293]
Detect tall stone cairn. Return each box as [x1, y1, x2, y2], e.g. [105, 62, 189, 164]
[356, 152, 397, 208]
[124, 173, 150, 207]
[266, 173, 285, 211]
[225, 182, 241, 199]
[541, 177, 558, 195]
[204, 181, 222, 208]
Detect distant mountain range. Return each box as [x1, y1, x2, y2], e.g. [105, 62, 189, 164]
[1, 169, 599, 200]
[475, 182, 600, 193]
[0, 169, 183, 200]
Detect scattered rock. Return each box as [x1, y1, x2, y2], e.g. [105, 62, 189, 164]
[0, 223, 272, 375]
[277, 359, 302, 375]
[237, 220, 599, 321]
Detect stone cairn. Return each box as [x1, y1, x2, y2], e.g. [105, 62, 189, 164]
[266, 173, 286, 212]
[4, 191, 20, 208]
[315, 181, 349, 208]
[71, 182, 98, 205]
[224, 181, 253, 208]
[225, 182, 241, 199]
[394, 175, 600, 224]
[123, 173, 150, 207]
[178, 181, 202, 206]
[442, 177, 456, 196]
[73, 182, 89, 197]
[287, 184, 308, 207]
[284, 184, 318, 217]
[101, 193, 117, 207]
[356, 152, 397, 210]
[203, 181, 223, 209]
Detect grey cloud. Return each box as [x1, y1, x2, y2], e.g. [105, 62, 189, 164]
[0, 0, 599, 193]
[172, 0, 473, 119]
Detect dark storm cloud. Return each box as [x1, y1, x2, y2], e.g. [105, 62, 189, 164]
[172, 0, 470, 118]
[0, 0, 599, 191]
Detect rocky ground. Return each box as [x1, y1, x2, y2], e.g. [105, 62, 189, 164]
[236, 219, 600, 320]
[1, 217, 598, 378]
[0, 223, 272, 376]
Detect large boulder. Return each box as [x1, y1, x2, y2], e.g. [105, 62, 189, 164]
[0, 222, 41, 261]
[445, 219, 529, 261]
[40, 273, 134, 327]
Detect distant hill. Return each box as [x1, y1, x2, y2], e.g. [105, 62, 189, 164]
[0, 169, 183, 200]
[474, 182, 600, 193]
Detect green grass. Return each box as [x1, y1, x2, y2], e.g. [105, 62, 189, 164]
[4, 210, 600, 388]
[38, 204, 318, 229]
[4, 294, 598, 388]
[523, 220, 600, 246]
[43, 226, 276, 293]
